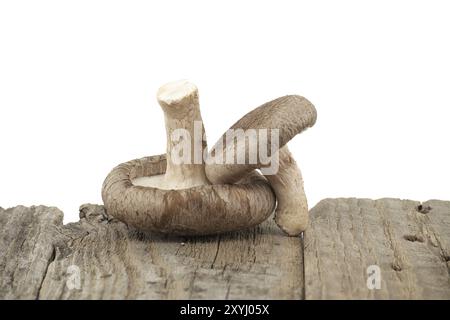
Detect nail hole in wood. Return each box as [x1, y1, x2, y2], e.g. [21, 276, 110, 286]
[391, 263, 402, 272]
[403, 234, 424, 243]
[417, 204, 432, 214]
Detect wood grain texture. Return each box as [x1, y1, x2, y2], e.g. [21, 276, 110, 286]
[0, 206, 63, 299]
[0, 204, 303, 300]
[304, 198, 450, 300]
[2, 198, 449, 300]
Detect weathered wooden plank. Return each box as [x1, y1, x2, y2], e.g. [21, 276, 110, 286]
[304, 198, 450, 299]
[0, 206, 63, 299]
[0, 204, 303, 299]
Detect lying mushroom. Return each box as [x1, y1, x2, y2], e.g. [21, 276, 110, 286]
[205, 95, 317, 236]
[102, 80, 276, 235]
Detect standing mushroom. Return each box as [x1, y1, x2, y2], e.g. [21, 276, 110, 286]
[205, 95, 317, 236]
[102, 80, 276, 235]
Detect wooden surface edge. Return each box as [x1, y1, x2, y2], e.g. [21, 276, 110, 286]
[0, 204, 303, 299]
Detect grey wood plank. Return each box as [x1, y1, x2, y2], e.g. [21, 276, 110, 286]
[0, 204, 303, 299]
[304, 198, 450, 299]
[0, 206, 64, 299]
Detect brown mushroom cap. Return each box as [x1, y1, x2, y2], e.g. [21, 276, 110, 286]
[205, 95, 317, 183]
[101, 154, 276, 236]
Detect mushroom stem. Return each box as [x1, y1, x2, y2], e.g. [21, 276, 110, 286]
[156, 80, 210, 189]
[264, 146, 308, 236]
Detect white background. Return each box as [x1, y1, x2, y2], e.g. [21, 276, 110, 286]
[1, 0, 449, 223]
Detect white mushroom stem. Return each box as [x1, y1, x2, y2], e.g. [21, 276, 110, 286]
[134, 80, 210, 190]
[264, 146, 308, 236]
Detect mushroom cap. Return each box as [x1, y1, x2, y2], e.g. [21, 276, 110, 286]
[101, 155, 276, 236]
[205, 95, 317, 183]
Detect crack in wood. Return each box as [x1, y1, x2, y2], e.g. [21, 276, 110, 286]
[37, 246, 56, 299]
